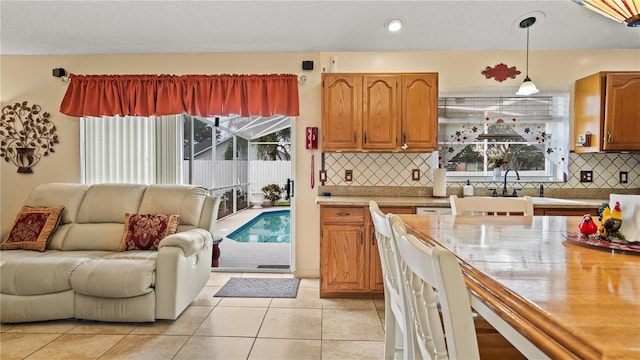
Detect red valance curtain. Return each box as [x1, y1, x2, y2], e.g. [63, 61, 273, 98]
[59, 74, 300, 117]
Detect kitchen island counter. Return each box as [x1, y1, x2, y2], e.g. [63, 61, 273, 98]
[315, 195, 606, 210]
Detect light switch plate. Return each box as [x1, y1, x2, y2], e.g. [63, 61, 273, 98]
[620, 171, 628, 184]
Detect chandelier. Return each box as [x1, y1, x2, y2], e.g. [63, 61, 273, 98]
[573, 0, 640, 27]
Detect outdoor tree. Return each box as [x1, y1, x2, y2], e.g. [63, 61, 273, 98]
[256, 129, 291, 160]
[224, 137, 248, 160]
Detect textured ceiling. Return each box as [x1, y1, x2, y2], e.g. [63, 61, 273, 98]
[1, 0, 639, 55]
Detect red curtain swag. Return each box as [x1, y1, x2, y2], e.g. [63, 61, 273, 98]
[59, 74, 300, 118]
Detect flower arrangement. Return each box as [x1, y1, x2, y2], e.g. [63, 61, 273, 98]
[488, 156, 508, 168]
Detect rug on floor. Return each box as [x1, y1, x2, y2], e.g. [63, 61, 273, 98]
[214, 277, 301, 298]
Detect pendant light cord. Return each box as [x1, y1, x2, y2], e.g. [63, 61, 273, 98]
[525, 27, 530, 77]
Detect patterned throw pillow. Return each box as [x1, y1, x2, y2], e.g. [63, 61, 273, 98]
[1, 206, 65, 252]
[118, 213, 180, 251]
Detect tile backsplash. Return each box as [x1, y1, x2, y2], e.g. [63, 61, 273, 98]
[322, 152, 640, 190]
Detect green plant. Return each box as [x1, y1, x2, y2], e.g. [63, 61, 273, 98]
[256, 129, 291, 160]
[488, 156, 508, 168]
[261, 184, 283, 205]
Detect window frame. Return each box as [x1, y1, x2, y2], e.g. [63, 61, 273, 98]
[437, 94, 569, 182]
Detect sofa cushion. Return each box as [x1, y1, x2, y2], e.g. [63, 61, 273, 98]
[75, 292, 156, 322]
[139, 185, 206, 229]
[70, 258, 156, 298]
[61, 223, 127, 251]
[1, 206, 65, 252]
[1, 291, 75, 323]
[76, 184, 147, 224]
[24, 183, 88, 224]
[0, 253, 87, 295]
[118, 213, 180, 251]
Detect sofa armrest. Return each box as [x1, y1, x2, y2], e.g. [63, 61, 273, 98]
[158, 228, 212, 257]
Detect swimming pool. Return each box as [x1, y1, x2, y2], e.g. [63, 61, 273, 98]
[227, 210, 290, 243]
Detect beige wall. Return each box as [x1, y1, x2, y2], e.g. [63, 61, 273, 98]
[1, 49, 639, 277]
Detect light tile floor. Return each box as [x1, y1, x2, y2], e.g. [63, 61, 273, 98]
[0, 273, 385, 360]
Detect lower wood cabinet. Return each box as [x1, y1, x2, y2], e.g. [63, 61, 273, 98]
[320, 204, 599, 297]
[320, 205, 414, 298]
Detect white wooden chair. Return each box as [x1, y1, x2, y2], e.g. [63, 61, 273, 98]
[369, 201, 414, 360]
[390, 215, 480, 360]
[450, 195, 534, 216]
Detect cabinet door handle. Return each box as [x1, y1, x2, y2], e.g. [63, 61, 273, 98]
[360, 232, 364, 245]
[353, 131, 357, 143]
[607, 131, 612, 144]
[371, 233, 376, 246]
[336, 212, 351, 216]
[363, 131, 367, 144]
[403, 131, 407, 144]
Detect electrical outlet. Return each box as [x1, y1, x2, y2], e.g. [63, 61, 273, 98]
[620, 171, 628, 184]
[344, 170, 353, 182]
[412, 169, 420, 181]
[580, 170, 593, 183]
[319, 170, 327, 183]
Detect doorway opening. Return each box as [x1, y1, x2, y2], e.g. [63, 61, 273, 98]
[183, 115, 294, 273]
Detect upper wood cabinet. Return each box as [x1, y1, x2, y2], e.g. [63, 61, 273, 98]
[321, 74, 362, 151]
[362, 75, 398, 149]
[401, 74, 439, 150]
[574, 72, 640, 152]
[322, 73, 438, 152]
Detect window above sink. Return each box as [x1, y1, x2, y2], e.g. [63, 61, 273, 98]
[437, 94, 570, 182]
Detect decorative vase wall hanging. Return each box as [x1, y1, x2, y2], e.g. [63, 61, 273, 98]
[0, 101, 59, 173]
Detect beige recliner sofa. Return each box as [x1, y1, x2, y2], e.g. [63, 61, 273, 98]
[0, 183, 220, 323]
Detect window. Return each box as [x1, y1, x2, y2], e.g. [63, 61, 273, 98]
[80, 115, 182, 185]
[437, 95, 569, 181]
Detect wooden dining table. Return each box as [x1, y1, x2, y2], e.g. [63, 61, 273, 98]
[397, 214, 640, 360]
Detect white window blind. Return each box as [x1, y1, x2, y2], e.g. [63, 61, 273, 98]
[80, 115, 183, 185]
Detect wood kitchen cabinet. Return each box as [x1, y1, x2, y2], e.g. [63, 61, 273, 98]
[321, 73, 438, 152]
[574, 72, 640, 152]
[320, 205, 414, 298]
[400, 74, 439, 150]
[367, 206, 416, 293]
[321, 75, 362, 151]
[320, 206, 369, 297]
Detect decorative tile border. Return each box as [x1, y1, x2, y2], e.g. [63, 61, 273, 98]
[322, 152, 640, 189]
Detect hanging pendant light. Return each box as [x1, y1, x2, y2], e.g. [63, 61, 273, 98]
[572, 0, 640, 27]
[516, 17, 539, 96]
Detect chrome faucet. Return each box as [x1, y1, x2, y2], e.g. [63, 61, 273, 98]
[502, 168, 520, 197]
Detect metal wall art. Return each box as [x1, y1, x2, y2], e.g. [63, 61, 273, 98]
[0, 101, 59, 173]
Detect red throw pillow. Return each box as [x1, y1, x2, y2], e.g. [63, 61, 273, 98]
[118, 213, 180, 251]
[1, 206, 65, 252]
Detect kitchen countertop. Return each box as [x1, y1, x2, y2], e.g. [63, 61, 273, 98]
[315, 195, 606, 209]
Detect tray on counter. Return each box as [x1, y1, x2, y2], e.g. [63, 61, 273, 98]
[563, 232, 640, 255]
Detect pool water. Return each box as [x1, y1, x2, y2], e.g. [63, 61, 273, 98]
[227, 210, 290, 243]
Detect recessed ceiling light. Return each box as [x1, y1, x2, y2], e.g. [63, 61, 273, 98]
[385, 18, 403, 32]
